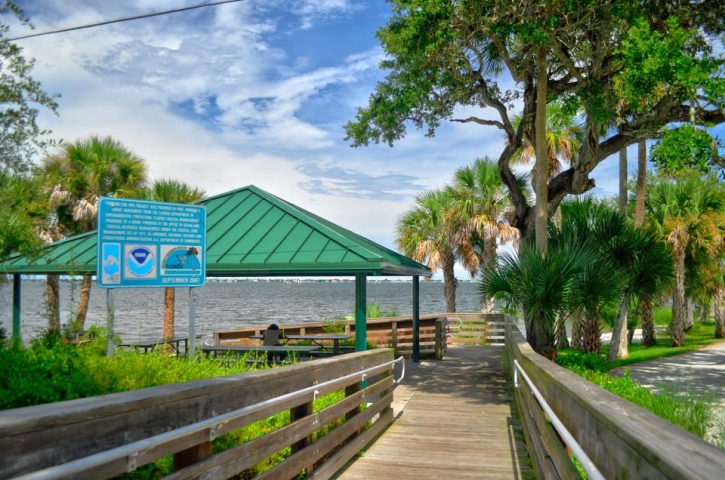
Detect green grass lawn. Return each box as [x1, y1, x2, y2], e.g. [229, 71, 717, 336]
[556, 312, 725, 444]
[607, 321, 724, 371]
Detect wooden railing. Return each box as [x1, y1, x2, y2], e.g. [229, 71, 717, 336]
[0, 350, 397, 479]
[446, 313, 506, 346]
[504, 316, 725, 479]
[214, 313, 506, 359]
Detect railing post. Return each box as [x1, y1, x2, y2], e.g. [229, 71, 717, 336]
[435, 319, 443, 360]
[345, 381, 361, 436]
[174, 441, 212, 471]
[290, 401, 314, 475]
[412, 276, 420, 362]
[391, 321, 398, 357]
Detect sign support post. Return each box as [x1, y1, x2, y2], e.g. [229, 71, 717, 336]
[189, 287, 197, 358]
[106, 289, 115, 356]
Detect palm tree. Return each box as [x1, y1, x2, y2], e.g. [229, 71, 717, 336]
[512, 101, 584, 179]
[396, 189, 459, 312]
[447, 158, 519, 312]
[141, 179, 206, 340]
[556, 198, 673, 360]
[481, 238, 599, 360]
[42, 136, 148, 331]
[511, 99, 584, 250]
[646, 174, 725, 347]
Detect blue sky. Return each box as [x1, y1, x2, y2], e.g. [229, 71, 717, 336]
[8, 1, 629, 279]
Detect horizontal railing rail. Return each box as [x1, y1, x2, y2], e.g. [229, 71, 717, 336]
[0, 349, 398, 479]
[513, 359, 604, 480]
[505, 317, 725, 479]
[213, 313, 508, 359]
[18, 356, 405, 480]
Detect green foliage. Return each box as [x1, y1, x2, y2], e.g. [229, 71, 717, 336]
[575, 367, 713, 438]
[139, 178, 206, 203]
[322, 317, 349, 334]
[650, 125, 721, 177]
[608, 322, 722, 370]
[615, 18, 722, 115]
[481, 238, 601, 357]
[0, 334, 256, 410]
[347, 0, 725, 259]
[653, 307, 672, 326]
[0, 2, 59, 174]
[558, 328, 720, 440]
[367, 302, 398, 318]
[0, 170, 49, 259]
[556, 349, 609, 372]
[0, 333, 354, 478]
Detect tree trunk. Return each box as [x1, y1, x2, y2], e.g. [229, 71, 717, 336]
[671, 250, 687, 347]
[46, 274, 61, 333]
[442, 253, 458, 313]
[715, 284, 724, 338]
[524, 309, 535, 346]
[570, 312, 583, 350]
[555, 314, 569, 350]
[684, 297, 695, 331]
[163, 287, 175, 340]
[608, 297, 629, 361]
[581, 316, 602, 354]
[640, 298, 656, 346]
[533, 311, 556, 360]
[634, 140, 646, 228]
[698, 302, 709, 323]
[480, 234, 497, 313]
[534, 46, 548, 255]
[619, 147, 627, 216]
[73, 274, 93, 331]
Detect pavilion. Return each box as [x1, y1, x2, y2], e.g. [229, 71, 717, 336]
[0, 185, 432, 359]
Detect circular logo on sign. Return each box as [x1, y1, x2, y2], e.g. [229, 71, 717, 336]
[126, 246, 155, 277]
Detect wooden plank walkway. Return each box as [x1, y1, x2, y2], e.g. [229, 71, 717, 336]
[335, 346, 534, 479]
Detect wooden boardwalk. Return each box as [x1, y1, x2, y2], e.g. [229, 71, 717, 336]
[335, 346, 534, 479]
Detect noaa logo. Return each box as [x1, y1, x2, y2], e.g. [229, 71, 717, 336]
[126, 246, 155, 277]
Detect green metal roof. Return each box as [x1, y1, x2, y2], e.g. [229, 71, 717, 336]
[0, 185, 431, 277]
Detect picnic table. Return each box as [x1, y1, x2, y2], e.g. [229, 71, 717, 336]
[119, 336, 189, 355]
[251, 333, 352, 355]
[200, 344, 320, 363]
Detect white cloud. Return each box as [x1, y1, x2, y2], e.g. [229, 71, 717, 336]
[8, 0, 622, 281]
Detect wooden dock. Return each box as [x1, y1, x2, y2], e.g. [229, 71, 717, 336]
[335, 346, 534, 479]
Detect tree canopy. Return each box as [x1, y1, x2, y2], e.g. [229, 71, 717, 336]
[346, 0, 725, 241]
[0, 1, 59, 173]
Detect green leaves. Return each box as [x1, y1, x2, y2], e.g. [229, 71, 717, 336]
[615, 17, 723, 115]
[0, 3, 59, 173]
[650, 125, 722, 177]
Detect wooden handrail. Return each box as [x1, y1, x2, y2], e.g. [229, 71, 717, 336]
[504, 316, 725, 479]
[0, 350, 396, 479]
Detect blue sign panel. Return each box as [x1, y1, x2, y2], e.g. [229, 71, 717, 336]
[97, 198, 206, 288]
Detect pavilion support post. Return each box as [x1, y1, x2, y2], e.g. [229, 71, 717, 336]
[12, 274, 21, 342]
[355, 273, 367, 352]
[106, 289, 115, 356]
[413, 276, 420, 363]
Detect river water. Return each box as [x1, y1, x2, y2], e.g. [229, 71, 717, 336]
[0, 279, 482, 343]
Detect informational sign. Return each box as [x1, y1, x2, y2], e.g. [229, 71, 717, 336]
[97, 197, 206, 288]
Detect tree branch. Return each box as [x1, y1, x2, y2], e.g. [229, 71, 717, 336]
[450, 117, 505, 129]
